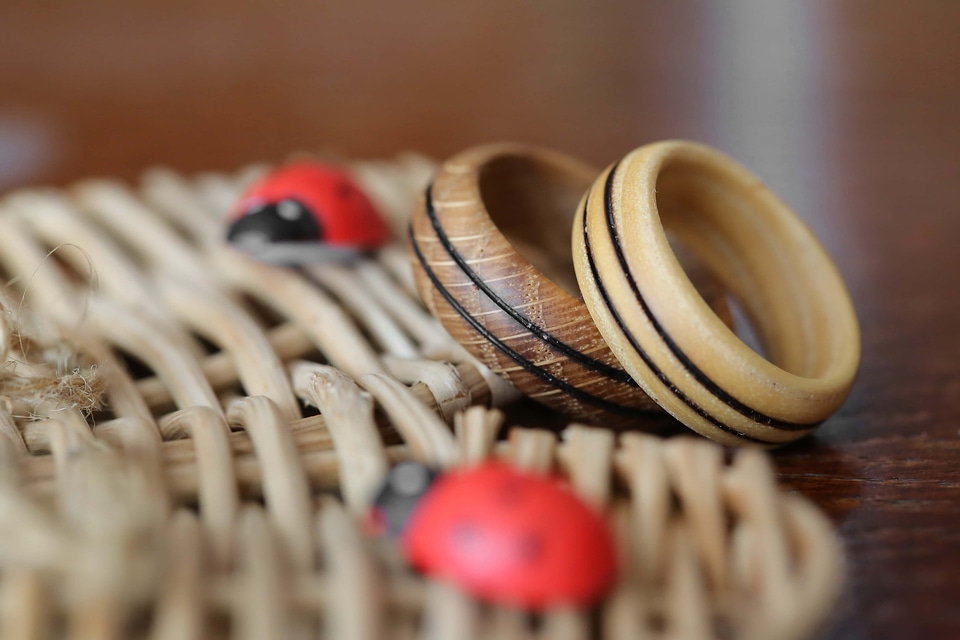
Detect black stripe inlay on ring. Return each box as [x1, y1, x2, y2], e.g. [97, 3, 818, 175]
[409, 225, 650, 419]
[601, 163, 819, 432]
[580, 194, 769, 444]
[422, 184, 638, 387]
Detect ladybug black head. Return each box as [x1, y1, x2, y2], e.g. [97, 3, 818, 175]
[367, 461, 439, 539]
[227, 198, 322, 248]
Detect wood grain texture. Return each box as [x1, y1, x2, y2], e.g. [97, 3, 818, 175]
[573, 142, 859, 447]
[0, 1, 957, 637]
[409, 143, 662, 428]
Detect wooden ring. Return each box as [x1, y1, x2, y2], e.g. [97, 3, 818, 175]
[408, 143, 662, 427]
[573, 141, 860, 446]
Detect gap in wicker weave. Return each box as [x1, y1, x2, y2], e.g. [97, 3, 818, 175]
[123, 607, 156, 639]
[236, 292, 288, 329]
[194, 333, 223, 356]
[42, 244, 94, 286]
[522, 610, 540, 633]
[0, 270, 15, 297]
[298, 397, 321, 418]
[371, 404, 406, 446]
[647, 610, 667, 633]
[114, 347, 155, 380]
[88, 407, 118, 427]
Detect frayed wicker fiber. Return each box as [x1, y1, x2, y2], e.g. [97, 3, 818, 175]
[0, 156, 843, 639]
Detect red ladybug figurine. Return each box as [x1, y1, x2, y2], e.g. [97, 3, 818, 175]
[367, 461, 617, 610]
[226, 162, 391, 264]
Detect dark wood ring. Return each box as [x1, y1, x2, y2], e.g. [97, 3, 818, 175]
[408, 143, 662, 427]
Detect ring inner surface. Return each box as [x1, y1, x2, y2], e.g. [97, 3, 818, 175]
[653, 155, 834, 380]
[479, 154, 590, 297]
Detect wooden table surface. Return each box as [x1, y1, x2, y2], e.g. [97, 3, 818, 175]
[1, 2, 957, 637]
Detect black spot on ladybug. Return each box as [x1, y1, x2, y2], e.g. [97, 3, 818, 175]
[450, 520, 483, 548]
[228, 198, 324, 245]
[516, 533, 545, 563]
[337, 181, 354, 199]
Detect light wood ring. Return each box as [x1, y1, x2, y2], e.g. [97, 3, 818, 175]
[573, 141, 860, 446]
[408, 143, 663, 427]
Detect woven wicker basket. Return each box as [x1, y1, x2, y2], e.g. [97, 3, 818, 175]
[0, 155, 843, 640]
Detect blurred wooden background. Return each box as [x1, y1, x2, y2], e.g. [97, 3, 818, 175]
[1, 1, 958, 637]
